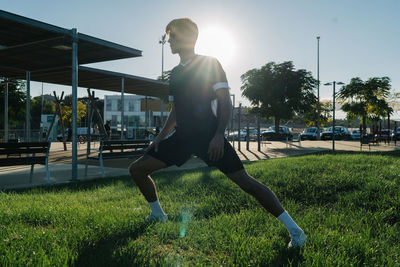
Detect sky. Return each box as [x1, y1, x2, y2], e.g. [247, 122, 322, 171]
[2, 0, 400, 119]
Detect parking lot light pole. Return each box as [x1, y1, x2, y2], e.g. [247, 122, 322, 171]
[230, 94, 235, 147]
[159, 34, 166, 126]
[317, 36, 321, 139]
[324, 81, 344, 151]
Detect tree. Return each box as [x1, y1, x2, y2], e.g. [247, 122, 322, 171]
[338, 77, 392, 132]
[0, 79, 26, 129]
[299, 100, 332, 127]
[60, 94, 87, 128]
[31, 96, 56, 129]
[240, 61, 317, 134]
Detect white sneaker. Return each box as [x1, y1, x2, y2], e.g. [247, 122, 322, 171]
[288, 230, 306, 248]
[146, 213, 168, 223]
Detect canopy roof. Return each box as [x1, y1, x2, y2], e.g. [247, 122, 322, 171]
[0, 10, 142, 72]
[0, 65, 168, 98]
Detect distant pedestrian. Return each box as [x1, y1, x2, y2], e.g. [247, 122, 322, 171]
[104, 120, 111, 139]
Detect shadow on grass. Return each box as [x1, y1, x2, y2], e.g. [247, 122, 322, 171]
[2, 166, 224, 195]
[271, 246, 305, 267]
[74, 221, 150, 267]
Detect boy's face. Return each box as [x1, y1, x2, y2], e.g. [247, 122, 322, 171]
[168, 27, 195, 54]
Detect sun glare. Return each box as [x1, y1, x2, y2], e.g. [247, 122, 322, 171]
[196, 26, 235, 66]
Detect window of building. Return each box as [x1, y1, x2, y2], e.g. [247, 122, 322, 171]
[111, 115, 118, 126]
[106, 98, 112, 111]
[111, 99, 118, 111]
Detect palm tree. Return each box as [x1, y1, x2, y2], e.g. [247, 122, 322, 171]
[338, 77, 392, 133]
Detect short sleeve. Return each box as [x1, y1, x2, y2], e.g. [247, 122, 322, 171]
[209, 58, 230, 92]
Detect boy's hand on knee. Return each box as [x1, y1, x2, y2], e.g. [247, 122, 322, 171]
[208, 134, 224, 161]
[146, 136, 162, 154]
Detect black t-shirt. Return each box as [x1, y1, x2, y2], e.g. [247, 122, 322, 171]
[169, 55, 229, 138]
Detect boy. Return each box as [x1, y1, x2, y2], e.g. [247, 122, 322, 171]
[129, 18, 306, 248]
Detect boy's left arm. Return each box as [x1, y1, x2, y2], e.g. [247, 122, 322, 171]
[208, 88, 232, 161]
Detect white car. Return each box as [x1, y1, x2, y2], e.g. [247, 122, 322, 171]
[351, 129, 361, 140]
[300, 127, 324, 140]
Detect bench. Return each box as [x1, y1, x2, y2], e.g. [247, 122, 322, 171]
[360, 134, 378, 150]
[0, 142, 51, 183]
[85, 139, 150, 177]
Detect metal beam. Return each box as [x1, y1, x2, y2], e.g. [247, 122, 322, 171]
[26, 71, 31, 141]
[0, 36, 66, 51]
[4, 79, 8, 142]
[121, 77, 125, 140]
[71, 28, 78, 180]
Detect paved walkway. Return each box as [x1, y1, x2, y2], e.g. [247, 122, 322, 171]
[1, 140, 399, 189]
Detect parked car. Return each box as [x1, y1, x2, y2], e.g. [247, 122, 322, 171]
[262, 126, 293, 141]
[321, 126, 351, 140]
[227, 130, 247, 141]
[248, 128, 259, 141]
[395, 127, 400, 140]
[227, 128, 259, 141]
[300, 127, 324, 140]
[351, 129, 361, 140]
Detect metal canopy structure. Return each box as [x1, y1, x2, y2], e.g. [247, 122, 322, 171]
[0, 65, 168, 99]
[0, 10, 142, 71]
[1, 10, 168, 180]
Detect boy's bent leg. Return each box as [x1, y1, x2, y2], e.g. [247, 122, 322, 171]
[129, 155, 169, 222]
[225, 169, 306, 247]
[128, 154, 167, 202]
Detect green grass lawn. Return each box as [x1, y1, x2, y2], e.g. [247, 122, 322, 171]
[1, 151, 399, 266]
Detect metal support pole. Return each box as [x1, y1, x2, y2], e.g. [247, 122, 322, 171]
[71, 28, 78, 180]
[4, 79, 8, 142]
[246, 118, 249, 151]
[145, 96, 148, 128]
[238, 103, 241, 151]
[121, 77, 125, 140]
[332, 81, 336, 152]
[257, 114, 261, 152]
[231, 94, 235, 148]
[160, 34, 166, 126]
[317, 36, 321, 139]
[26, 71, 31, 141]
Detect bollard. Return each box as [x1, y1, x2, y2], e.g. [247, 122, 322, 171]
[246, 119, 249, 151]
[257, 114, 261, 152]
[238, 103, 241, 151]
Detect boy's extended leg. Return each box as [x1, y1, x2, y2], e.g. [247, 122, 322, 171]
[225, 169, 306, 248]
[129, 155, 168, 222]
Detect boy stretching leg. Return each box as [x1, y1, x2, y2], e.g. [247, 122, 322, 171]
[129, 18, 306, 248]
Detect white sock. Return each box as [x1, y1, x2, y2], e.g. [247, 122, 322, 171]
[277, 211, 302, 236]
[149, 199, 166, 217]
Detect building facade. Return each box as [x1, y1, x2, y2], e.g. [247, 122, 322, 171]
[103, 95, 169, 130]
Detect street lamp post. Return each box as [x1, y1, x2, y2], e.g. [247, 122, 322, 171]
[159, 34, 166, 126]
[230, 94, 235, 147]
[324, 81, 345, 151]
[317, 36, 321, 139]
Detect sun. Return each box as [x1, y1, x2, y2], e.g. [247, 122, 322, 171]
[196, 26, 235, 66]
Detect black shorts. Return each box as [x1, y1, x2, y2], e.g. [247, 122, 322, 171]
[147, 132, 244, 174]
